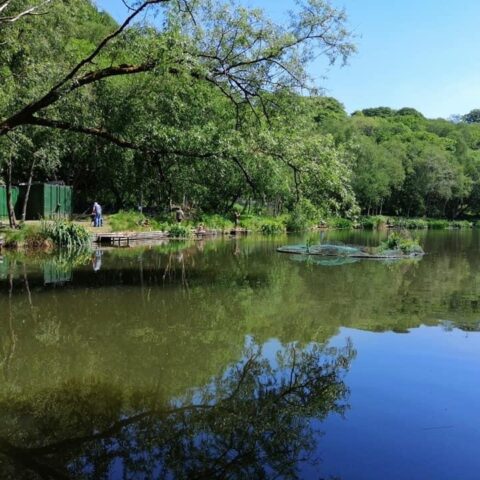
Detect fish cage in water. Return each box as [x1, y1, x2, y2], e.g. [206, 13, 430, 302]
[277, 243, 424, 259]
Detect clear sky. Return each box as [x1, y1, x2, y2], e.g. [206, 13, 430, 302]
[95, 0, 480, 119]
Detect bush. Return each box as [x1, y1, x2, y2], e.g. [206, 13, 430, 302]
[380, 231, 423, 255]
[238, 214, 286, 232]
[42, 220, 90, 249]
[449, 220, 472, 229]
[427, 219, 449, 230]
[260, 220, 286, 235]
[359, 216, 388, 230]
[109, 210, 148, 231]
[285, 199, 320, 232]
[167, 224, 192, 238]
[199, 214, 234, 230]
[3, 227, 28, 248]
[239, 214, 264, 231]
[2, 225, 50, 249]
[326, 217, 353, 229]
[393, 218, 428, 229]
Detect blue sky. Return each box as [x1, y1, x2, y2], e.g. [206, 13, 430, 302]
[95, 0, 480, 119]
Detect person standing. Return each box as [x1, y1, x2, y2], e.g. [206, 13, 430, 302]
[92, 201, 103, 228]
[175, 207, 184, 223]
[234, 211, 240, 228]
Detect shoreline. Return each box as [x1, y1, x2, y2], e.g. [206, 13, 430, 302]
[0, 214, 477, 253]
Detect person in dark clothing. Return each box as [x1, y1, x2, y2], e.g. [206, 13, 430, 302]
[175, 208, 184, 223]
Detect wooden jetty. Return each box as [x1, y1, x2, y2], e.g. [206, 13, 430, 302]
[93, 227, 250, 247]
[93, 231, 169, 247]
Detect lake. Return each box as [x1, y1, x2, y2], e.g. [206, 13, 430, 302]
[1, 230, 479, 479]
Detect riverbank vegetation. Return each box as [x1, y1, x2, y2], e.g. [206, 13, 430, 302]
[107, 210, 476, 233]
[1, 220, 90, 250]
[2, 0, 480, 230]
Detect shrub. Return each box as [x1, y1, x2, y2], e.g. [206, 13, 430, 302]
[2, 225, 50, 249]
[199, 214, 234, 230]
[427, 219, 449, 230]
[260, 220, 286, 235]
[109, 210, 148, 231]
[3, 227, 28, 248]
[380, 231, 423, 255]
[359, 217, 375, 229]
[359, 216, 388, 230]
[167, 224, 192, 238]
[449, 220, 472, 229]
[326, 217, 353, 229]
[285, 199, 320, 232]
[239, 214, 264, 231]
[42, 220, 90, 249]
[394, 218, 428, 229]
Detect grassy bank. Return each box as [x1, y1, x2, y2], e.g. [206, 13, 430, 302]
[1, 212, 476, 251]
[351, 216, 474, 230]
[106, 211, 476, 234]
[0, 220, 90, 251]
[106, 211, 290, 236]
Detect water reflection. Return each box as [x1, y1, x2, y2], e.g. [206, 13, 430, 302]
[0, 340, 354, 479]
[1, 231, 480, 478]
[92, 251, 103, 272]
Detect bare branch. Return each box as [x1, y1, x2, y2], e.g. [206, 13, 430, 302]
[0, 0, 53, 25]
[51, 0, 166, 92]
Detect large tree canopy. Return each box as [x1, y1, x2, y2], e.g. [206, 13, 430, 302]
[0, 0, 362, 222]
[2, 0, 480, 221]
[0, 0, 354, 142]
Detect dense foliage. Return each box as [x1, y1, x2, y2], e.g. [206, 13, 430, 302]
[1, 0, 480, 222]
[322, 102, 480, 218]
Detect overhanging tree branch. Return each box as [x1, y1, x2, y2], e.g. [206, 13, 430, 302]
[27, 116, 214, 159]
[0, 0, 53, 25]
[26, 116, 258, 194]
[0, 0, 354, 137]
[0, 0, 169, 135]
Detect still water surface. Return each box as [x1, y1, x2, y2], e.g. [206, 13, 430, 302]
[1, 230, 480, 479]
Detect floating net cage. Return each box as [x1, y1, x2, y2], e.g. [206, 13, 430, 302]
[277, 243, 424, 260]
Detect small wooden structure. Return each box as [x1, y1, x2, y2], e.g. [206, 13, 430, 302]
[19, 183, 72, 220]
[93, 231, 169, 247]
[93, 227, 251, 248]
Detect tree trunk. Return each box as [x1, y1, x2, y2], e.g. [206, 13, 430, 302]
[21, 157, 36, 223]
[5, 158, 16, 229]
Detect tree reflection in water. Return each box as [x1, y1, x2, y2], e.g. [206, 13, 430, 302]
[0, 341, 355, 480]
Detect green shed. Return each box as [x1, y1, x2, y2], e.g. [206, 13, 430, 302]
[0, 186, 19, 220]
[18, 183, 73, 220]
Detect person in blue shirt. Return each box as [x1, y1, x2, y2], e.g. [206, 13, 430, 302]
[92, 201, 103, 228]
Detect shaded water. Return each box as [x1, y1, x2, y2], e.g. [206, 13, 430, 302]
[1, 230, 480, 479]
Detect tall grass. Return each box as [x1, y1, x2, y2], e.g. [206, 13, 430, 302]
[167, 224, 192, 238]
[109, 211, 152, 232]
[379, 231, 424, 255]
[2, 225, 49, 249]
[326, 217, 353, 229]
[42, 220, 91, 249]
[259, 219, 286, 235]
[198, 214, 234, 230]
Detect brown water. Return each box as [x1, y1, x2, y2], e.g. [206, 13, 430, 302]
[1, 230, 480, 479]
